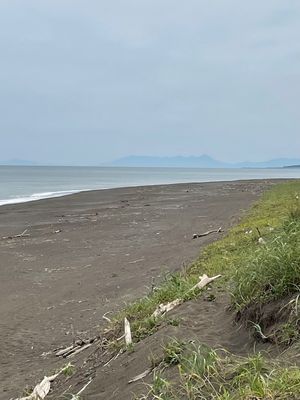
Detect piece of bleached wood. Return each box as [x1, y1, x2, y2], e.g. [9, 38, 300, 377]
[55, 344, 76, 357]
[2, 229, 30, 240]
[152, 298, 183, 319]
[116, 333, 125, 342]
[193, 227, 222, 239]
[66, 343, 92, 358]
[124, 317, 132, 346]
[70, 378, 93, 399]
[190, 274, 222, 291]
[102, 311, 112, 323]
[16, 374, 56, 400]
[16, 371, 60, 400]
[103, 349, 123, 367]
[128, 368, 153, 384]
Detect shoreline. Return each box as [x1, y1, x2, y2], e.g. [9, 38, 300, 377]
[0, 177, 294, 208]
[2, 163, 300, 208]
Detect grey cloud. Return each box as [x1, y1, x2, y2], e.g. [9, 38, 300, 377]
[0, 1, 299, 164]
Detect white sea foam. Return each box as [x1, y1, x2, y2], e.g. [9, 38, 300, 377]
[0, 190, 81, 206]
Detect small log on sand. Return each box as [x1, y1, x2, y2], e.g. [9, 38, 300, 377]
[54, 336, 99, 358]
[2, 229, 30, 240]
[193, 227, 222, 239]
[152, 298, 183, 319]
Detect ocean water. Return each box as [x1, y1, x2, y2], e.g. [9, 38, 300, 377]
[0, 165, 300, 206]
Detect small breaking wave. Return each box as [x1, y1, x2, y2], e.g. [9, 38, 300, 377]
[0, 189, 82, 206]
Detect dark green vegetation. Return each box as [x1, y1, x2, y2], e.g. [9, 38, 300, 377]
[124, 181, 300, 399]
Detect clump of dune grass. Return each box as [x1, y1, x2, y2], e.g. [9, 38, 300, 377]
[232, 216, 300, 310]
[141, 340, 300, 400]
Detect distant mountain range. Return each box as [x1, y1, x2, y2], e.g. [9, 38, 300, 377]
[0, 159, 37, 166]
[2, 156, 300, 168]
[109, 155, 300, 169]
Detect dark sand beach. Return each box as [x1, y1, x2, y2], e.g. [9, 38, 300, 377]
[0, 180, 281, 399]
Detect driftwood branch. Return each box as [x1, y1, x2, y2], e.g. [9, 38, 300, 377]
[190, 274, 222, 291]
[103, 349, 123, 367]
[54, 336, 99, 358]
[128, 368, 153, 384]
[102, 311, 112, 323]
[70, 379, 93, 399]
[152, 299, 183, 319]
[55, 344, 75, 357]
[16, 364, 71, 400]
[193, 227, 222, 239]
[2, 229, 30, 240]
[151, 274, 221, 318]
[66, 343, 92, 358]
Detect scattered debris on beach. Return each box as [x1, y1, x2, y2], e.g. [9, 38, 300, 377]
[2, 229, 30, 240]
[54, 336, 100, 358]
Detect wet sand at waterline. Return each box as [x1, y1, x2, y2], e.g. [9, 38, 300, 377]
[0, 180, 281, 398]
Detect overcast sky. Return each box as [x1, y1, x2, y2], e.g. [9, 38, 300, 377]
[0, 1, 299, 165]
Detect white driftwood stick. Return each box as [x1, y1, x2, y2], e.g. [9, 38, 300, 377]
[16, 371, 61, 400]
[102, 311, 112, 323]
[124, 317, 132, 346]
[71, 378, 93, 398]
[66, 343, 92, 358]
[55, 344, 76, 357]
[103, 349, 122, 367]
[128, 368, 153, 384]
[116, 333, 125, 342]
[190, 274, 222, 291]
[193, 227, 222, 239]
[152, 298, 183, 318]
[3, 229, 30, 240]
[16, 374, 57, 400]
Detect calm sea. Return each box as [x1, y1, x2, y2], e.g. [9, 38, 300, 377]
[1, 165, 300, 206]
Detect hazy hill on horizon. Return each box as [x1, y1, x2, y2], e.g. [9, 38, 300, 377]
[109, 155, 300, 169]
[1, 155, 300, 168]
[0, 159, 37, 166]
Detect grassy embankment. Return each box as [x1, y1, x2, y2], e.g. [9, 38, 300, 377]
[111, 181, 300, 399]
[113, 181, 300, 342]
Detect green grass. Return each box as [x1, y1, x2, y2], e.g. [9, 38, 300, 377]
[62, 363, 75, 377]
[141, 341, 300, 400]
[232, 216, 300, 310]
[137, 182, 300, 399]
[110, 181, 300, 345]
